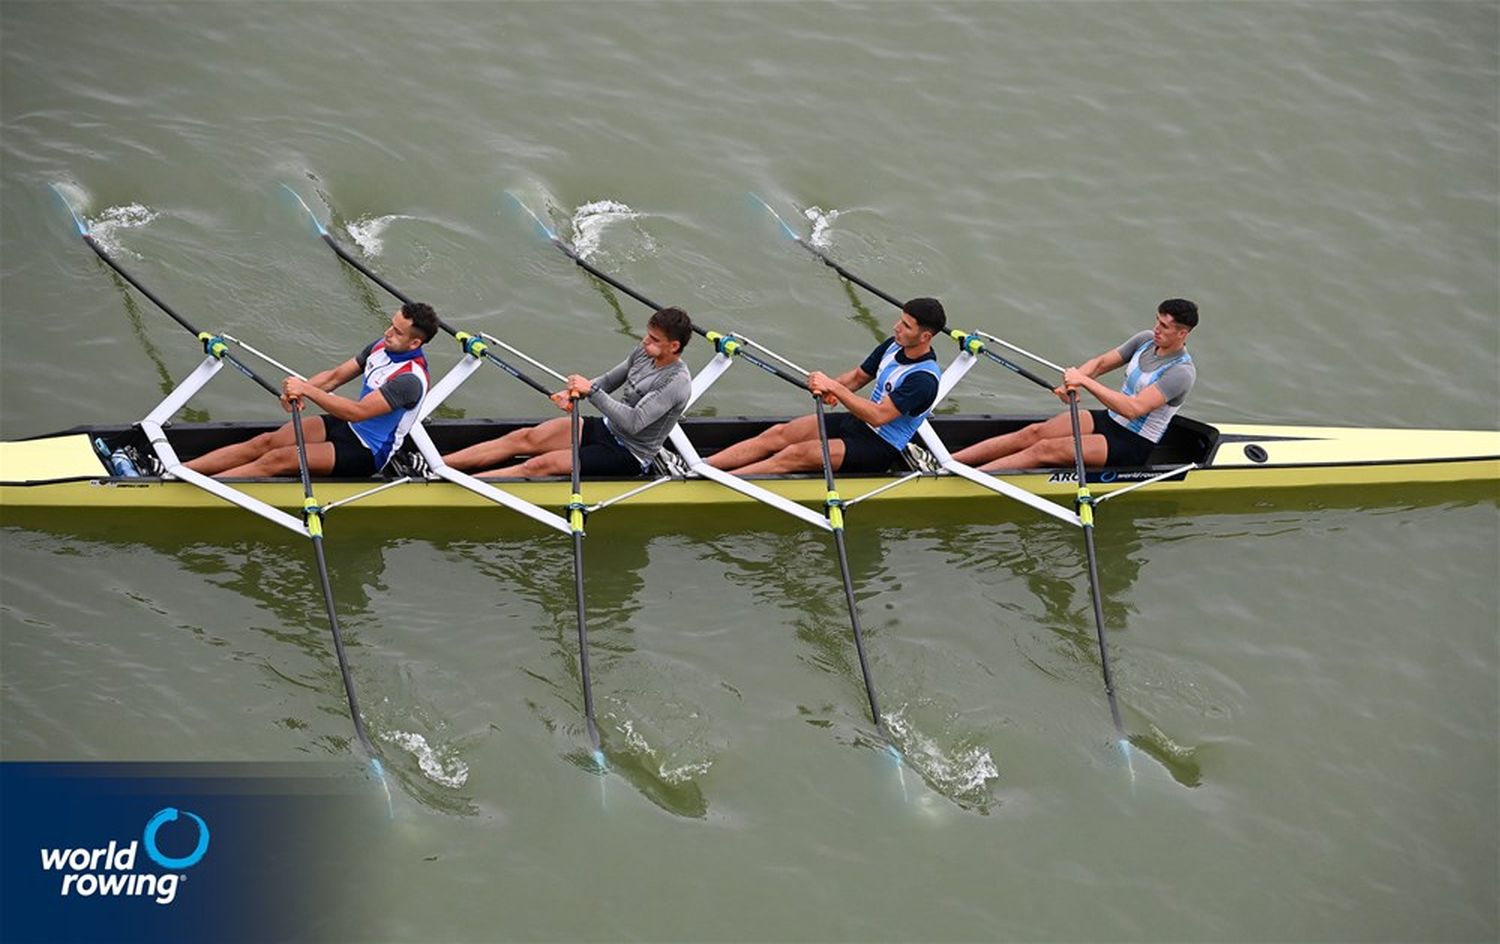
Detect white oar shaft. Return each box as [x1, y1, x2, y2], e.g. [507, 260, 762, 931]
[842, 471, 923, 508]
[735, 334, 811, 378]
[585, 475, 672, 513]
[974, 331, 1066, 375]
[321, 477, 413, 513]
[221, 334, 308, 381]
[478, 331, 569, 383]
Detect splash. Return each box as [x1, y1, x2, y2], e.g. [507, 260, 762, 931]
[570, 199, 642, 260]
[618, 718, 713, 785]
[887, 708, 999, 812]
[383, 730, 470, 789]
[802, 205, 840, 249]
[89, 203, 160, 256]
[346, 214, 414, 257]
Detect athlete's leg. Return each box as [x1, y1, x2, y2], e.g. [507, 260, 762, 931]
[707, 414, 821, 471]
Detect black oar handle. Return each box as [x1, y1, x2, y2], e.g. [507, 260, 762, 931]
[83, 234, 280, 399]
[317, 231, 555, 399]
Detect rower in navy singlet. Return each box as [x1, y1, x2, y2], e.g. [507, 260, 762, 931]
[708, 298, 947, 475]
[951, 299, 1199, 472]
[184, 303, 440, 478]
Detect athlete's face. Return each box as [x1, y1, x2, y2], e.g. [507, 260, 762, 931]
[641, 325, 681, 364]
[893, 311, 931, 349]
[383, 311, 424, 353]
[1152, 312, 1191, 350]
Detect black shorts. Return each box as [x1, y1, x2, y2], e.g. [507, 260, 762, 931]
[323, 417, 377, 477]
[825, 413, 902, 473]
[1090, 410, 1156, 467]
[579, 417, 648, 478]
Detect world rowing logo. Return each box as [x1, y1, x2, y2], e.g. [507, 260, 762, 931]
[37, 807, 210, 905]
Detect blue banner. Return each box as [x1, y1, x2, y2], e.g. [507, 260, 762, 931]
[1, 762, 389, 943]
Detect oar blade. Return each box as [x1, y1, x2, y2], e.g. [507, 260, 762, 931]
[503, 190, 561, 243]
[749, 192, 801, 243]
[49, 183, 91, 236]
[279, 183, 330, 237]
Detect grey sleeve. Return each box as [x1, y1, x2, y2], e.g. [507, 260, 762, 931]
[590, 356, 633, 394]
[1153, 362, 1196, 406]
[355, 340, 378, 369]
[378, 373, 424, 411]
[588, 371, 690, 435]
[1114, 331, 1153, 362]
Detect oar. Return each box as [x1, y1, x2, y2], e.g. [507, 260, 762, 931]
[1062, 387, 1130, 756]
[284, 187, 609, 769]
[750, 193, 905, 309]
[506, 193, 812, 392]
[753, 196, 1133, 759]
[281, 185, 555, 399]
[567, 394, 605, 767]
[750, 195, 1063, 392]
[508, 193, 894, 744]
[53, 185, 383, 769]
[813, 397, 890, 742]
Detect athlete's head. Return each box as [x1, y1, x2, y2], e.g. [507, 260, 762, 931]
[1158, 298, 1198, 330]
[648, 306, 693, 354]
[399, 302, 441, 343]
[902, 297, 947, 337]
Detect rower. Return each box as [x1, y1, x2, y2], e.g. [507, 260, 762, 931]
[185, 303, 440, 478]
[951, 300, 1199, 471]
[707, 298, 947, 475]
[441, 307, 694, 479]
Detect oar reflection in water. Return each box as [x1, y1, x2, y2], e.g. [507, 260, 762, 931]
[449, 527, 714, 819]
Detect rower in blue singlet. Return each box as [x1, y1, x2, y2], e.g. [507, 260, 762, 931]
[707, 298, 947, 475]
[951, 299, 1199, 471]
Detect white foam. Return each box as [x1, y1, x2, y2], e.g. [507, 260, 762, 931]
[384, 729, 470, 788]
[89, 203, 159, 256]
[617, 718, 713, 785]
[888, 709, 999, 805]
[346, 214, 414, 257]
[570, 199, 641, 260]
[802, 205, 840, 249]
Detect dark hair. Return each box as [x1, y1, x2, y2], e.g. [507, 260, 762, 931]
[399, 302, 440, 343]
[1158, 298, 1198, 329]
[649, 306, 693, 351]
[903, 297, 946, 335]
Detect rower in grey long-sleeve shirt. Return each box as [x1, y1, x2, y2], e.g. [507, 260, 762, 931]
[587, 345, 692, 470]
[440, 306, 695, 480]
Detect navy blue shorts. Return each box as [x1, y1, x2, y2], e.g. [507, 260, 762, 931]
[1090, 410, 1156, 467]
[323, 417, 377, 477]
[825, 413, 902, 473]
[580, 417, 648, 478]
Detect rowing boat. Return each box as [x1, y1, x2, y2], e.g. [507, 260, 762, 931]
[3, 413, 1495, 514]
